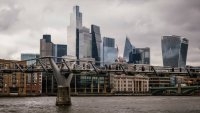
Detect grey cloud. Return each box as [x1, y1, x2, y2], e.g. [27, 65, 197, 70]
[117, 0, 150, 5]
[0, 0, 199, 66]
[0, 0, 21, 32]
[153, 0, 200, 32]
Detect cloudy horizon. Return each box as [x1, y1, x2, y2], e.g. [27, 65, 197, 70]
[0, 0, 200, 66]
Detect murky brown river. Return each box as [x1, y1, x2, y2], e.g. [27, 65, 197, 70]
[0, 96, 200, 113]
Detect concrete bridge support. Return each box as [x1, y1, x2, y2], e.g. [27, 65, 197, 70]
[56, 86, 71, 105]
[49, 58, 73, 106]
[177, 83, 182, 95]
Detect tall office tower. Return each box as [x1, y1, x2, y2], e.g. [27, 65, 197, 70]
[102, 37, 118, 65]
[54, 44, 67, 63]
[123, 36, 134, 62]
[40, 34, 56, 95]
[21, 53, 39, 65]
[40, 34, 54, 57]
[129, 47, 150, 64]
[161, 35, 188, 67]
[67, 5, 82, 57]
[77, 27, 92, 59]
[91, 25, 102, 65]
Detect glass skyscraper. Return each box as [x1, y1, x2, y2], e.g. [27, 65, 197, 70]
[102, 37, 118, 65]
[129, 47, 150, 64]
[123, 36, 135, 62]
[54, 44, 67, 62]
[161, 35, 188, 67]
[76, 27, 92, 59]
[67, 5, 82, 57]
[91, 25, 102, 65]
[67, 5, 92, 60]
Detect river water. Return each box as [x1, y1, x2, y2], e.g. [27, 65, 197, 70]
[0, 96, 200, 113]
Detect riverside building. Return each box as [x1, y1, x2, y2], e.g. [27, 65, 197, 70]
[0, 59, 42, 96]
[110, 74, 149, 93]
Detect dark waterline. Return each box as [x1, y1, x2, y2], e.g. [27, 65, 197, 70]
[0, 96, 200, 113]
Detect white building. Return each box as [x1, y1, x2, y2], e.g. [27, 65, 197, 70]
[111, 74, 149, 93]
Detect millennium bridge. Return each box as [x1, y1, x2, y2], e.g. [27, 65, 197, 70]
[0, 57, 200, 106]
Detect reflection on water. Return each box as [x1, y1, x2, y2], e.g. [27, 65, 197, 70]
[0, 96, 200, 113]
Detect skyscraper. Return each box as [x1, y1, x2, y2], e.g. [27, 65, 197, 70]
[54, 44, 67, 62]
[123, 36, 134, 62]
[67, 5, 82, 57]
[91, 25, 102, 65]
[40, 34, 54, 57]
[161, 35, 189, 67]
[76, 27, 92, 59]
[129, 47, 150, 64]
[67, 5, 93, 60]
[40, 34, 56, 95]
[102, 37, 118, 65]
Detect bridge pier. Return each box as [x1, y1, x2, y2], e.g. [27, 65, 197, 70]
[49, 58, 73, 106]
[177, 83, 182, 95]
[56, 86, 71, 105]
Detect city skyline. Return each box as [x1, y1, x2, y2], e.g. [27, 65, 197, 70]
[0, 0, 200, 66]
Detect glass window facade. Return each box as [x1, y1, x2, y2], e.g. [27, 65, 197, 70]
[70, 75, 110, 93]
[67, 5, 82, 57]
[102, 37, 118, 65]
[21, 53, 39, 65]
[77, 27, 92, 59]
[91, 25, 102, 65]
[161, 35, 188, 67]
[103, 37, 115, 47]
[123, 36, 134, 62]
[129, 48, 150, 64]
[54, 44, 67, 62]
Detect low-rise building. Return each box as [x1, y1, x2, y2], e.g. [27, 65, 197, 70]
[26, 73, 42, 96]
[0, 59, 42, 96]
[111, 74, 149, 93]
[149, 77, 171, 87]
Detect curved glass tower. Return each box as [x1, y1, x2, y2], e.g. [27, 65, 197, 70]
[161, 35, 188, 67]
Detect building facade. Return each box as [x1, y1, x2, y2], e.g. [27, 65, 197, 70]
[91, 25, 102, 65]
[161, 35, 189, 67]
[21, 53, 40, 65]
[129, 47, 150, 64]
[40, 34, 56, 95]
[123, 36, 134, 62]
[77, 27, 92, 59]
[111, 74, 149, 93]
[20, 54, 42, 96]
[0, 59, 41, 96]
[149, 77, 171, 87]
[54, 44, 67, 62]
[40, 34, 54, 57]
[67, 5, 82, 57]
[70, 75, 110, 94]
[26, 72, 42, 96]
[102, 37, 118, 66]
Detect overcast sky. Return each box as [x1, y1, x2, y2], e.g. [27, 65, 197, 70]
[0, 0, 200, 66]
